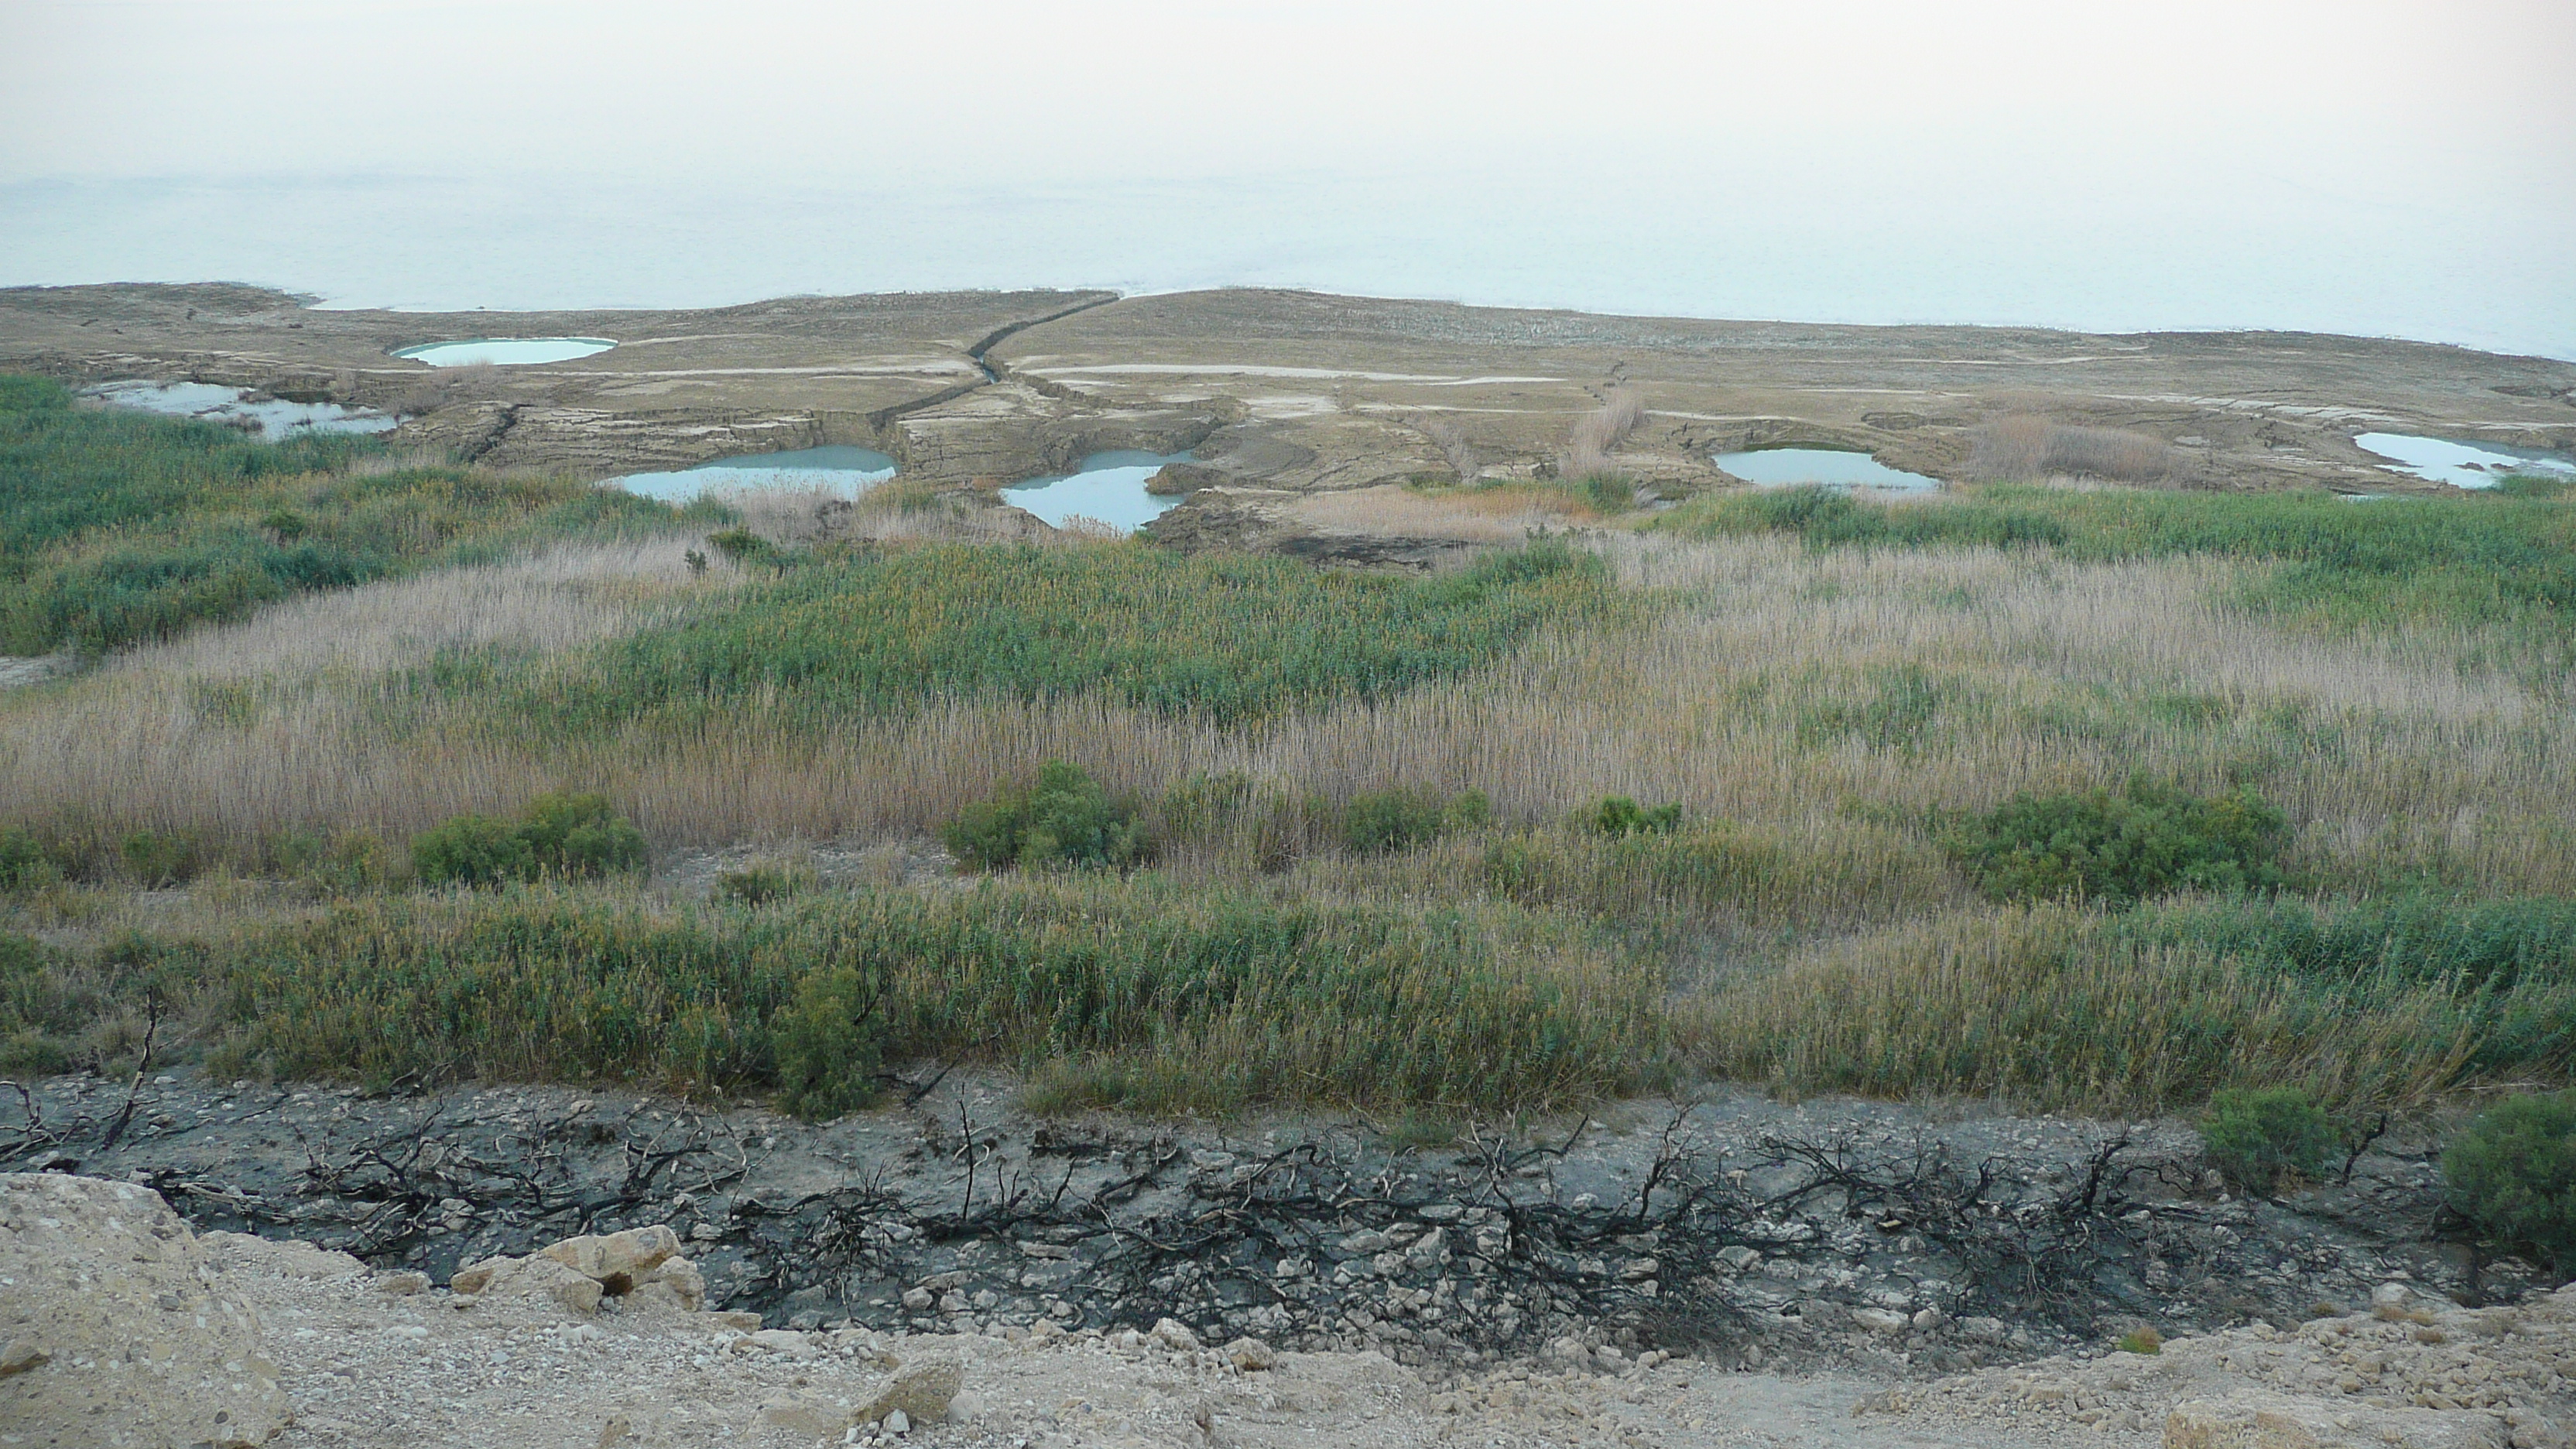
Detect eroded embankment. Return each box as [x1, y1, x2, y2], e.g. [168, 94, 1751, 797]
[4, 1067, 2538, 1383]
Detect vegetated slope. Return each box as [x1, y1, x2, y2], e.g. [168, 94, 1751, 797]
[5, 464, 2576, 1125]
[0, 375, 688, 653]
[501, 536, 1619, 733]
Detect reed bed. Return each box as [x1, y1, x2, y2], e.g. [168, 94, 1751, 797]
[1687, 903, 2571, 1114]
[5, 529, 2570, 899]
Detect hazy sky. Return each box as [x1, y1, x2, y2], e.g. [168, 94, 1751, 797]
[7, 1, 2573, 351]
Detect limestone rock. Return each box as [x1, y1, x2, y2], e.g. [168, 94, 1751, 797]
[858, 1357, 964, 1426]
[1151, 1317, 1202, 1351]
[0, 1172, 291, 1447]
[756, 1392, 854, 1437]
[450, 1252, 605, 1315]
[540, 1225, 680, 1287]
[1225, 1336, 1279, 1371]
[2164, 1392, 2510, 1448]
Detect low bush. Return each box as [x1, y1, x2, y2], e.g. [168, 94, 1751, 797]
[2443, 1090, 2576, 1276]
[772, 961, 890, 1119]
[714, 861, 814, 906]
[2115, 1327, 2164, 1355]
[1343, 786, 1489, 855]
[941, 762, 1148, 871]
[0, 827, 59, 889]
[1944, 778, 2288, 906]
[117, 831, 196, 889]
[413, 792, 646, 888]
[1590, 796, 1683, 836]
[2199, 1087, 2342, 1195]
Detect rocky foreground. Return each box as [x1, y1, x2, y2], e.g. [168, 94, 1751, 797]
[5, 1171, 2571, 1449]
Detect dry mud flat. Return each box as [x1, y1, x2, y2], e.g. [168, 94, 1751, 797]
[5, 283, 2571, 512]
[5, 1170, 2571, 1449]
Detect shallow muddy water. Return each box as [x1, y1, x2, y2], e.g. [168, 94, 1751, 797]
[1002, 450, 1189, 531]
[605, 445, 897, 502]
[1714, 447, 1940, 492]
[84, 380, 398, 439]
[2353, 432, 2575, 489]
[393, 337, 615, 367]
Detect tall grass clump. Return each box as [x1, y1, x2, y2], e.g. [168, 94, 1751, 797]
[101, 879, 1661, 1115]
[1687, 905, 2576, 1114]
[1564, 386, 1646, 478]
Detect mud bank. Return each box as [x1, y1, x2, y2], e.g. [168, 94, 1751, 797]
[2, 1067, 2542, 1386]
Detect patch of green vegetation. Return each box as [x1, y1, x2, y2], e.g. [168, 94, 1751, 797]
[2115, 1327, 2163, 1355]
[2198, 1086, 2342, 1195]
[412, 792, 647, 888]
[1589, 796, 1683, 837]
[1796, 665, 1959, 752]
[505, 537, 1617, 732]
[1944, 778, 2289, 906]
[1661, 484, 2576, 673]
[0, 374, 692, 653]
[75, 878, 1660, 1115]
[1341, 786, 1489, 855]
[942, 761, 1149, 872]
[2444, 1089, 2576, 1276]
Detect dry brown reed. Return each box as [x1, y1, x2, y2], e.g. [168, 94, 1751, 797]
[1413, 415, 1478, 484]
[9, 530, 2567, 903]
[1564, 386, 1646, 478]
[1970, 415, 2177, 483]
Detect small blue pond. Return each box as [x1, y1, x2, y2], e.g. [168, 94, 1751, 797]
[2354, 433, 2576, 490]
[1714, 447, 1940, 492]
[395, 337, 616, 367]
[606, 446, 899, 503]
[85, 381, 399, 439]
[1003, 451, 1190, 532]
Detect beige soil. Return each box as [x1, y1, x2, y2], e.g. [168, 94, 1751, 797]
[19, 1177, 2568, 1449]
[5, 284, 2569, 512]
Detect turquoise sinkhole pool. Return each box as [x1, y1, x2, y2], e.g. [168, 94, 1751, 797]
[394, 337, 616, 367]
[2353, 433, 2575, 490]
[1714, 447, 1940, 492]
[605, 446, 899, 502]
[1002, 451, 1191, 532]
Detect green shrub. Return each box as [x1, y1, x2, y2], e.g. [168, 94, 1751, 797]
[1344, 786, 1488, 855]
[941, 762, 1148, 871]
[2443, 1090, 2576, 1276]
[772, 963, 889, 1120]
[0, 827, 59, 889]
[118, 831, 195, 888]
[412, 792, 646, 888]
[1945, 778, 2288, 906]
[2116, 1327, 2164, 1355]
[1591, 796, 1683, 837]
[515, 792, 648, 878]
[2200, 1086, 2342, 1195]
